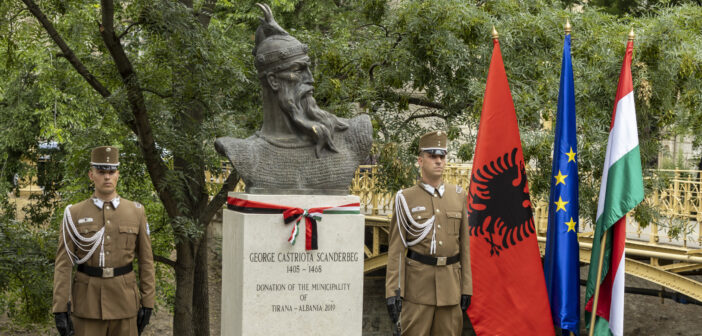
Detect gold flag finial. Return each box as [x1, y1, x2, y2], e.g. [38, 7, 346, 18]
[492, 26, 499, 39]
[628, 28, 635, 41]
[565, 19, 572, 35]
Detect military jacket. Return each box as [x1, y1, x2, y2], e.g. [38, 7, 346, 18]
[52, 196, 155, 319]
[385, 182, 472, 306]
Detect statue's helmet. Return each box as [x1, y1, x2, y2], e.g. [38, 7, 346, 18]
[252, 3, 309, 75]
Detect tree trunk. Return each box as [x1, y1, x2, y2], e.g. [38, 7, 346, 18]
[193, 224, 210, 335]
[172, 224, 210, 336]
[173, 240, 196, 336]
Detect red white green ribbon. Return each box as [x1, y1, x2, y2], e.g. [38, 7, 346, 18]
[227, 197, 360, 250]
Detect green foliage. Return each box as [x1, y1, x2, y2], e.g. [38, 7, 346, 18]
[376, 143, 418, 193]
[588, 0, 702, 16]
[0, 209, 55, 324]
[2, 0, 702, 330]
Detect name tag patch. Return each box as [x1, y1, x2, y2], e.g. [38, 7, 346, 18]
[78, 217, 94, 224]
[411, 206, 426, 213]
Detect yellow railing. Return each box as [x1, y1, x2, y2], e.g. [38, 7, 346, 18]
[647, 169, 702, 222]
[207, 164, 702, 245]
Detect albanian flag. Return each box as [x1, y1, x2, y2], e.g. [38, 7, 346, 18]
[466, 34, 555, 335]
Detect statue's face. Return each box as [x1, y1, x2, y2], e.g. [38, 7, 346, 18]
[272, 56, 314, 97]
[264, 54, 348, 156]
[267, 56, 318, 127]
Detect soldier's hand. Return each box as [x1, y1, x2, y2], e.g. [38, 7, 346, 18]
[54, 312, 73, 336]
[386, 297, 402, 324]
[137, 307, 153, 334]
[461, 294, 472, 312]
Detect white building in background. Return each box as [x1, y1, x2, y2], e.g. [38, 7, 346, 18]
[659, 135, 702, 170]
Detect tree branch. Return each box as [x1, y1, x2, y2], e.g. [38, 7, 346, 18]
[20, 0, 111, 98]
[154, 254, 176, 268]
[199, 170, 240, 226]
[141, 87, 173, 99]
[356, 23, 389, 37]
[403, 112, 447, 126]
[99, 0, 177, 218]
[101, 0, 114, 31]
[385, 90, 446, 110]
[118, 21, 141, 39]
[9, 8, 29, 22]
[197, 0, 218, 28]
[406, 96, 445, 109]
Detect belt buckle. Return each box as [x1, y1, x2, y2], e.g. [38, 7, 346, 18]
[436, 257, 447, 266]
[102, 267, 114, 278]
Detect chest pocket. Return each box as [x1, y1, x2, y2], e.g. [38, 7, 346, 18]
[76, 224, 100, 236]
[446, 211, 462, 234]
[119, 224, 139, 249]
[409, 211, 432, 223]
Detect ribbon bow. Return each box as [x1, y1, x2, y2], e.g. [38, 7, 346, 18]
[283, 208, 322, 250]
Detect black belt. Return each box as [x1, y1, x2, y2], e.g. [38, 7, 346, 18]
[77, 263, 132, 278]
[407, 250, 460, 266]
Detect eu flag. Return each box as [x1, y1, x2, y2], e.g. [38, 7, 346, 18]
[543, 32, 580, 335]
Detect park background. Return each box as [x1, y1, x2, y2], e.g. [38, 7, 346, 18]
[1, 0, 702, 335]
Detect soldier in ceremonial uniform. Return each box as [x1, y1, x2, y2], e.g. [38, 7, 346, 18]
[52, 146, 155, 336]
[385, 131, 472, 335]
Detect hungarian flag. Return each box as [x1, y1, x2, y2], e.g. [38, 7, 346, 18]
[466, 35, 555, 335]
[585, 36, 644, 336]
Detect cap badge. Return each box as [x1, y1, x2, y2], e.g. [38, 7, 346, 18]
[106, 148, 111, 152]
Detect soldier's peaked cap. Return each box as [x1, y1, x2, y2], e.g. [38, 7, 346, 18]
[91, 146, 120, 170]
[419, 131, 448, 156]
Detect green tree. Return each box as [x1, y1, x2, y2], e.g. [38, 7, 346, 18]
[2, 0, 702, 334]
[2, 0, 254, 334]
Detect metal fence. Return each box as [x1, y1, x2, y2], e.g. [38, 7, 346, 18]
[207, 164, 702, 245]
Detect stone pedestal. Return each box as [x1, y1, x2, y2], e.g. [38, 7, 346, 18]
[221, 193, 364, 336]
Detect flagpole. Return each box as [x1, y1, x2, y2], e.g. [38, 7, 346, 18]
[587, 29, 635, 336]
[588, 232, 607, 336]
[564, 20, 575, 336]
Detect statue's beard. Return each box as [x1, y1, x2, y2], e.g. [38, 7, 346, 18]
[277, 83, 349, 158]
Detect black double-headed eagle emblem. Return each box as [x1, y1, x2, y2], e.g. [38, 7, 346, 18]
[467, 148, 535, 256]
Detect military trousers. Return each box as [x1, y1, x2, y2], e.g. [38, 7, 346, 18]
[72, 315, 137, 336]
[401, 300, 462, 336]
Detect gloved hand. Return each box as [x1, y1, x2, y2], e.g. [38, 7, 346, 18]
[54, 312, 73, 336]
[386, 296, 402, 324]
[137, 307, 153, 334]
[461, 294, 472, 312]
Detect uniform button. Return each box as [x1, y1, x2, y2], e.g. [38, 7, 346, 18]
[438, 225, 441, 229]
[439, 241, 443, 246]
[433, 194, 437, 198]
[106, 235, 111, 240]
[106, 251, 110, 255]
[107, 220, 111, 225]
[106, 206, 110, 210]
[129, 228, 133, 233]
[418, 216, 422, 219]
[435, 209, 440, 213]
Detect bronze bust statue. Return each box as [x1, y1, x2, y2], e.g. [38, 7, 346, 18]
[215, 3, 372, 195]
